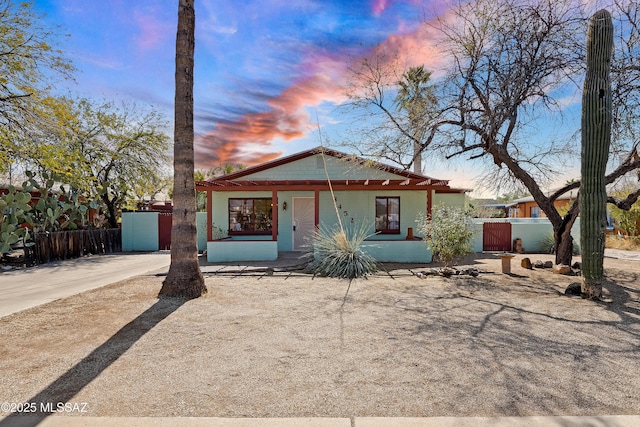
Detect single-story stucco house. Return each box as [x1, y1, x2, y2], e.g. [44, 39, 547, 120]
[196, 147, 467, 263]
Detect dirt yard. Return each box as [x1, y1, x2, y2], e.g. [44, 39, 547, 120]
[1, 253, 639, 418]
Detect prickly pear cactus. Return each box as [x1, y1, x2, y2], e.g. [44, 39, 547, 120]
[580, 9, 614, 299]
[0, 186, 32, 254]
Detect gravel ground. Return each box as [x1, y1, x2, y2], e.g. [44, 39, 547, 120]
[1, 253, 639, 418]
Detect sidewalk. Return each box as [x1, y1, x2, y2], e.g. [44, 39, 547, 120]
[604, 248, 640, 261]
[2, 415, 639, 426]
[0, 252, 170, 318]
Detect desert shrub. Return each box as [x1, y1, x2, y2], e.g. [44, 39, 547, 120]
[306, 221, 378, 278]
[416, 206, 473, 267]
[608, 188, 640, 236]
[541, 232, 555, 254]
[541, 232, 581, 255]
[606, 234, 640, 251]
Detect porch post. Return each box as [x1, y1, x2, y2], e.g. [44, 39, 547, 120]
[272, 190, 278, 241]
[314, 188, 320, 228]
[427, 189, 433, 219]
[207, 188, 213, 241]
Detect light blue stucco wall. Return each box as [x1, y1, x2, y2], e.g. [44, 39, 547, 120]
[208, 189, 430, 249]
[432, 192, 467, 209]
[470, 218, 581, 253]
[207, 240, 278, 262]
[121, 212, 159, 251]
[122, 211, 207, 252]
[206, 189, 433, 257]
[361, 240, 432, 263]
[196, 211, 207, 252]
[318, 190, 428, 240]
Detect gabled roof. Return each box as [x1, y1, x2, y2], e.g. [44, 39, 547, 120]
[197, 147, 467, 193]
[212, 146, 446, 182]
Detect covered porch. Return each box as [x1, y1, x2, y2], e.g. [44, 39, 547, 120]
[197, 178, 457, 263]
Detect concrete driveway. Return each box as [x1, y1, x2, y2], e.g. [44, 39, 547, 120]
[0, 252, 170, 318]
[1, 248, 637, 320]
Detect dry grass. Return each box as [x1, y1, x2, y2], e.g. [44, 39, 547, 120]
[606, 234, 640, 251]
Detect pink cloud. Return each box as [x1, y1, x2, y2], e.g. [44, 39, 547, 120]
[372, 0, 426, 17]
[195, 72, 347, 168]
[372, 0, 390, 16]
[374, 22, 448, 73]
[134, 11, 170, 51]
[195, 15, 450, 169]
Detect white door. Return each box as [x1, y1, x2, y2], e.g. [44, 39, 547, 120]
[292, 197, 315, 251]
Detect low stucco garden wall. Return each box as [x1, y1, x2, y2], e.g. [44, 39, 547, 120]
[470, 218, 581, 253]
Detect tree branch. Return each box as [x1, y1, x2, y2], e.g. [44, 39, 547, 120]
[608, 187, 640, 210]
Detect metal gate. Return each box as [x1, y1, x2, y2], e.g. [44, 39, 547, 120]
[482, 222, 512, 251]
[158, 212, 172, 250]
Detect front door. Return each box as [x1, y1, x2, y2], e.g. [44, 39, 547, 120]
[292, 197, 315, 251]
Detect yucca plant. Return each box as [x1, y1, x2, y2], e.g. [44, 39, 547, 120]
[305, 221, 378, 279]
[542, 232, 580, 255]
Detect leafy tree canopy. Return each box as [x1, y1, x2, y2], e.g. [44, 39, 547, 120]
[0, 0, 74, 171]
[17, 97, 172, 228]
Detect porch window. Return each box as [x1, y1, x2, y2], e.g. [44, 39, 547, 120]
[229, 198, 272, 235]
[375, 196, 400, 234]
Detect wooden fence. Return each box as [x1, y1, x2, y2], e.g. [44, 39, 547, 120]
[24, 228, 122, 266]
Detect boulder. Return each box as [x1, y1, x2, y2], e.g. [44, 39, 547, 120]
[521, 257, 533, 269]
[564, 282, 582, 296]
[572, 261, 582, 270]
[552, 264, 571, 275]
[543, 261, 554, 269]
[534, 260, 544, 268]
[466, 268, 480, 277]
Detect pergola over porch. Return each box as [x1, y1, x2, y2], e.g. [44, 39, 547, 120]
[196, 178, 461, 243]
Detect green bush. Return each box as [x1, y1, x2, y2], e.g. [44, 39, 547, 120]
[417, 206, 474, 267]
[211, 223, 228, 240]
[306, 221, 378, 279]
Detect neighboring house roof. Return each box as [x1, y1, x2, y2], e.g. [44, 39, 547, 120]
[197, 147, 468, 193]
[481, 202, 517, 209]
[510, 193, 576, 204]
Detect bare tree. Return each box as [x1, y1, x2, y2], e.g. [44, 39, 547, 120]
[340, 54, 441, 171]
[431, 0, 640, 266]
[159, 0, 206, 299]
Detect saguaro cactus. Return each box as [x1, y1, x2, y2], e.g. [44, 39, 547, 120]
[580, 9, 613, 299]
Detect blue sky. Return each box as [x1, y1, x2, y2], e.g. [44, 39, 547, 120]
[32, 0, 580, 196]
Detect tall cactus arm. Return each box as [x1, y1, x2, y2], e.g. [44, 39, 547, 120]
[580, 9, 614, 299]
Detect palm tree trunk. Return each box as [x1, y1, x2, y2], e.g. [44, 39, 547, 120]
[413, 140, 422, 174]
[158, 0, 206, 299]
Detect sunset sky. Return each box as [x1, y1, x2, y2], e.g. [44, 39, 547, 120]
[32, 0, 581, 196]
